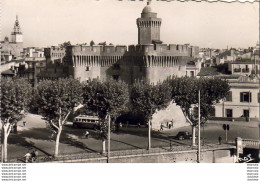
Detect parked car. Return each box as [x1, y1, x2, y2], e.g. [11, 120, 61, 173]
[175, 131, 192, 140]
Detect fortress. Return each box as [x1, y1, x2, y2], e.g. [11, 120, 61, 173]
[43, 2, 200, 84]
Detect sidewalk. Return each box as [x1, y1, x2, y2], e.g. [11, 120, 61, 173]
[207, 119, 259, 128]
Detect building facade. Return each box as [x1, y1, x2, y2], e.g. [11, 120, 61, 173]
[215, 76, 259, 120]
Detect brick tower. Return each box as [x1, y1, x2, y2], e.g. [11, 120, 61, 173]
[136, 1, 162, 44]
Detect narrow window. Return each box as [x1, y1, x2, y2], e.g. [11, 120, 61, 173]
[226, 109, 233, 118]
[240, 92, 251, 102]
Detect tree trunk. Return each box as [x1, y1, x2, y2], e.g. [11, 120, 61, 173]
[107, 115, 110, 163]
[148, 119, 151, 150]
[102, 140, 106, 154]
[3, 130, 8, 162]
[2, 124, 10, 162]
[54, 127, 62, 157]
[192, 125, 196, 146]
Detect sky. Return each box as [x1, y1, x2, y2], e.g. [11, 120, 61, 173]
[1, 0, 259, 49]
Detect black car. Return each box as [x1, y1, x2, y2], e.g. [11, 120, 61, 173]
[175, 131, 192, 140]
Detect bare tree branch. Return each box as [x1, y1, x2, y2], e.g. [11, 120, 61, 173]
[61, 111, 71, 125]
[50, 120, 59, 130]
[7, 123, 12, 136]
[181, 108, 193, 125]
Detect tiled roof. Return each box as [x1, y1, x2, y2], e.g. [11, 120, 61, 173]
[197, 67, 219, 76]
[218, 50, 231, 59]
[231, 59, 259, 64]
[1, 69, 15, 75]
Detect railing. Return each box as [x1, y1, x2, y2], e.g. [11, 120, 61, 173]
[242, 139, 260, 148]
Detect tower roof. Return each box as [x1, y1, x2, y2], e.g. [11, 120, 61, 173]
[142, 2, 153, 14]
[12, 15, 22, 34]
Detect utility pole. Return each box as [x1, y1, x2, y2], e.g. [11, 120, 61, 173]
[107, 114, 110, 163]
[248, 90, 251, 122]
[33, 62, 37, 88]
[197, 90, 201, 163]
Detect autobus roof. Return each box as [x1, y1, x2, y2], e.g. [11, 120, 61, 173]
[75, 115, 99, 120]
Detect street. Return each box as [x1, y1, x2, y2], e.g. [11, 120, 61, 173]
[2, 113, 259, 161]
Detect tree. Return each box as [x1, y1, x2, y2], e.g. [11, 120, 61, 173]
[35, 78, 82, 157]
[90, 40, 95, 46]
[1, 78, 32, 162]
[130, 81, 172, 150]
[82, 79, 129, 153]
[166, 76, 230, 146]
[60, 41, 71, 48]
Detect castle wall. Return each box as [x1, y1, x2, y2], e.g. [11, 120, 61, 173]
[73, 66, 101, 82]
[65, 44, 194, 84]
[145, 66, 185, 84]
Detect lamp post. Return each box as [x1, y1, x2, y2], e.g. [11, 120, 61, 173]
[197, 90, 201, 163]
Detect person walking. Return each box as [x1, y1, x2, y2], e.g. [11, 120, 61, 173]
[23, 120, 26, 127]
[218, 135, 222, 145]
[34, 150, 38, 162]
[85, 131, 89, 138]
[31, 151, 36, 162]
[137, 122, 141, 128]
[160, 123, 164, 131]
[24, 151, 31, 163]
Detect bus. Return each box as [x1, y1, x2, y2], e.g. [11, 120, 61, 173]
[73, 115, 100, 130]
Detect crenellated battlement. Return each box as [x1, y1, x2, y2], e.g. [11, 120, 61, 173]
[69, 45, 127, 55]
[69, 43, 198, 57]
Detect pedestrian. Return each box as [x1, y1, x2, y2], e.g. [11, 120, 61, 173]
[31, 151, 36, 162]
[168, 122, 172, 129]
[13, 124, 18, 134]
[137, 122, 141, 128]
[85, 131, 89, 138]
[119, 122, 122, 128]
[34, 150, 38, 161]
[218, 135, 222, 145]
[23, 120, 26, 127]
[24, 151, 31, 163]
[160, 123, 164, 131]
[116, 123, 119, 132]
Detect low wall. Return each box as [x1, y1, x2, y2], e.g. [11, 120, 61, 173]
[52, 146, 236, 163]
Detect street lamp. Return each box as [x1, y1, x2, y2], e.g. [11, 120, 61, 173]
[197, 90, 201, 163]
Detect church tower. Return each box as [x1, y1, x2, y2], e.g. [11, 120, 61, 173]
[136, 1, 162, 44]
[11, 15, 23, 43]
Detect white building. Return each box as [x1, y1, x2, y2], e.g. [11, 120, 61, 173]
[215, 76, 259, 121]
[229, 59, 259, 76]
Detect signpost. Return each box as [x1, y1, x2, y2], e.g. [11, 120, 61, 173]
[223, 124, 230, 142]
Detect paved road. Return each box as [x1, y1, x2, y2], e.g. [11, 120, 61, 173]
[1, 113, 259, 161]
